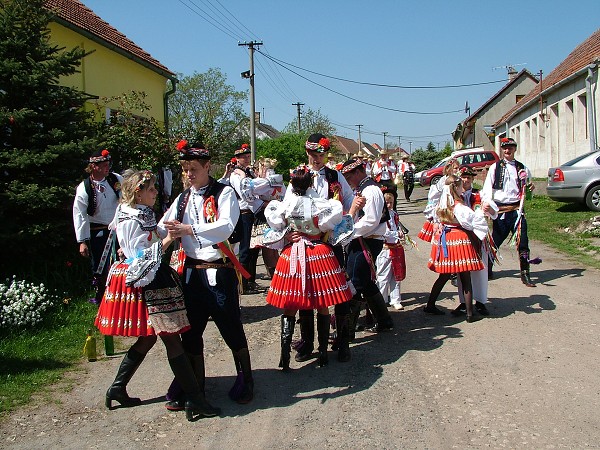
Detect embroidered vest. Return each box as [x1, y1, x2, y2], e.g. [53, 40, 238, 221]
[356, 177, 390, 224]
[492, 159, 525, 191]
[84, 172, 120, 217]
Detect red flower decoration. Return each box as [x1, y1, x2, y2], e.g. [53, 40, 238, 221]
[500, 137, 509, 143]
[66, 261, 72, 267]
[241, 143, 249, 149]
[101, 149, 109, 157]
[230, 157, 237, 164]
[176, 140, 188, 151]
[318, 138, 330, 150]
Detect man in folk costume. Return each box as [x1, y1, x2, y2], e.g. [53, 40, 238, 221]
[290, 133, 356, 362]
[452, 166, 497, 316]
[73, 149, 122, 305]
[371, 148, 398, 209]
[398, 155, 416, 202]
[481, 137, 537, 287]
[341, 157, 394, 336]
[159, 140, 254, 406]
[228, 143, 261, 294]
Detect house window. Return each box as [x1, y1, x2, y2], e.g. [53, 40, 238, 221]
[577, 93, 588, 139]
[565, 99, 574, 142]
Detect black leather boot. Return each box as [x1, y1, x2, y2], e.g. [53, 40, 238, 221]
[336, 314, 351, 362]
[279, 315, 295, 371]
[168, 354, 221, 421]
[231, 348, 254, 404]
[105, 348, 145, 409]
[316, 313, 330, 367]
[347, 295, 363, 342]
[519, 256, 536, 287]
[364, 292, 394, 332]
[295, 311, 314, 362]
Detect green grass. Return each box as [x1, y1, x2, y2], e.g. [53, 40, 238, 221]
[526, 195, 600, 269]
[0, 296, 99, 415]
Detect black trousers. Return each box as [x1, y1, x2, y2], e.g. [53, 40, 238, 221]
[346, 238, 384, 297]
[492, 210, 530, 257]
[181, 266, 249, 355]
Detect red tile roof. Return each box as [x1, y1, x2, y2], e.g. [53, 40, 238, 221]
[332, 135, 359, 155]
[496, 28, 600, 126]
[44, 0, 174, 76]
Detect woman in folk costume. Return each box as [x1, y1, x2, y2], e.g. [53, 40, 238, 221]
[96, 169, 219, 421]
[264, 165, 355, 369]
[417, 159, 460, 242]
[424, 175, 488, 323]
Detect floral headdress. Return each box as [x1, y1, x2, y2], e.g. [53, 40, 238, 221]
[234, 143, 251, 156]
[89, 149, 111, 163]
[305, 137, 330, 153]
[177, 139, 210, 160]
[135, 170, 153, 192]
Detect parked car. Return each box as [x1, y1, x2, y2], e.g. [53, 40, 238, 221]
[419, 148, 499, 187]
[547, 150, 600, 211]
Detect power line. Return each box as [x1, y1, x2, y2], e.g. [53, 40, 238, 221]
[259, 51, 507, 90]
[257, 52, 464, 115]
[177, 0, 243, 41]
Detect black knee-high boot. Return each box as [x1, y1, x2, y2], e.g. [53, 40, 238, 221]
[316, 313, 330, 367]
[229, 348, 254, 404]
[295, 310, 314, 362]
[105, 348, 145, 409]
[336, 314, 351, 362]
[364, 292, 394, 332]
[279, 315, 296, 371]
[168, 354, 220, 421]
[519, 255, 536, 287]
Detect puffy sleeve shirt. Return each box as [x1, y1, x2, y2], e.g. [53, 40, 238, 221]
[158, 184, 240, 262]
[72, 173, 123, 242]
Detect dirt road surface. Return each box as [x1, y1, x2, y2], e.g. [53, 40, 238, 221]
[2, 186, 600, 449]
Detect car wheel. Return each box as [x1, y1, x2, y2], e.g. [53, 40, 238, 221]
[430, 176, 441, 187]
[585, 184, 600, 211]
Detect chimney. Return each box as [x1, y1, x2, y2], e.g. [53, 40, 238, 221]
[508, 65, 518, 81]
[254, 112, 261, 123]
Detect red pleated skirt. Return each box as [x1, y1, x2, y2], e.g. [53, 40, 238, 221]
[95, 262, 155, 336]
[427, 226, 484, 273]
[417, 218, 434, 242]
[266, 242, 352, 310]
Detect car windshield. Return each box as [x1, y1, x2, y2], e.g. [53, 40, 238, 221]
[561, 151, 600, 167]
[431, 158, 449, 169]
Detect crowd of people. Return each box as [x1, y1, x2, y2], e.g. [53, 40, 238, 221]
[73, 134, 536, 421]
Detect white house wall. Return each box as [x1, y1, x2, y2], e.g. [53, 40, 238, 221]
[503, 74, 597, 177]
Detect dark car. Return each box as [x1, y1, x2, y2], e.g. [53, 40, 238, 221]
[420, 148, 499, 187]
[547, 150, 600, 211]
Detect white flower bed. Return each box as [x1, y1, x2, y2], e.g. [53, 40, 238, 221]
[0, 276, 59, 329]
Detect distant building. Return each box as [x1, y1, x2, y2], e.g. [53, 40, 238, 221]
[453, 69, 539, 151]
[494, 29, 600, 177]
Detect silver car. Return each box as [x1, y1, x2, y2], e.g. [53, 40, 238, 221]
[547, 150, 600, 211]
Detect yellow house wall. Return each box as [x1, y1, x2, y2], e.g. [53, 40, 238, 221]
[48, 22, 170, 125]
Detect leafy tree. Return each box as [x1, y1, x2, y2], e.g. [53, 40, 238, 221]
[0, 0, 95, 275]
[282, 107, 335, 136]
[93, 91, 176, 173]
[409, 141, 454, 172]
[256, 133, 308, 181]
[167, 68, 247, 165]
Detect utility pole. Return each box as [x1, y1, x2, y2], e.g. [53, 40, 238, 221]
[356, 124, 363, 158]
[409, 141, 412, 154]
[239, 40, 262, 163]
[292, 102, 304, 134]
[398, 136, 402, 150]
[383, 132, 388, 151]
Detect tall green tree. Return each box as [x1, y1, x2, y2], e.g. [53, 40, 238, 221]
[93, 91, 175, 173]
[282, 107, 335, 136]
[167, 68, 247, 164]
[256, 133, 308, 181]
[0, 0, 95, 274]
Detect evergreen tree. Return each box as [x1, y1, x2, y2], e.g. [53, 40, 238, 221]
[0, 0, 94, 274]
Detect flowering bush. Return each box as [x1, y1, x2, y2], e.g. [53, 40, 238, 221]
[0, 276, 59, 329]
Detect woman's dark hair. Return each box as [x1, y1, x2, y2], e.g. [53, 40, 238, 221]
[290, 166, 313, 196]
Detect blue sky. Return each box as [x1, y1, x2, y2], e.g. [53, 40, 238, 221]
[83, 0, 599, 150]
